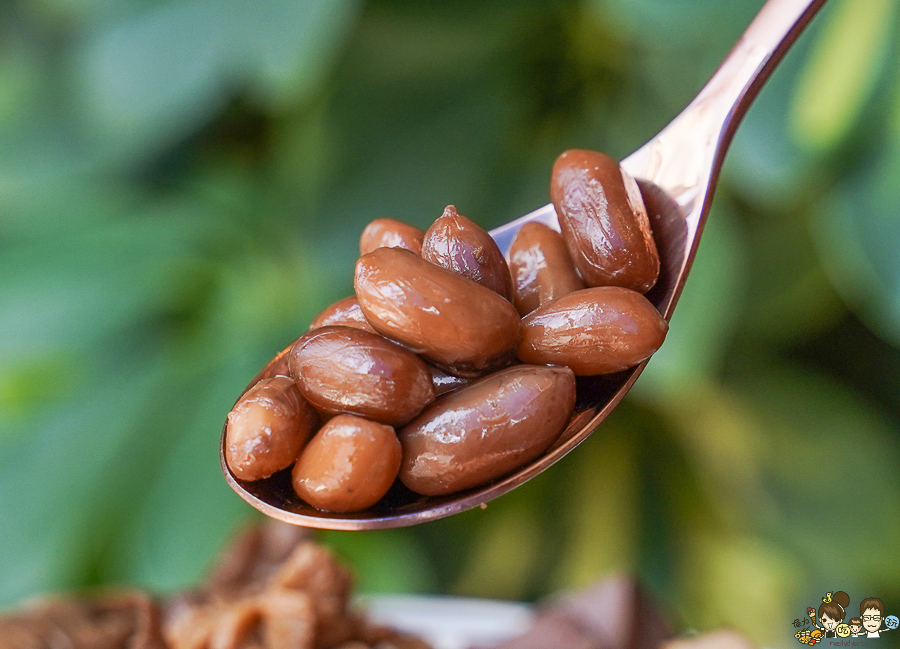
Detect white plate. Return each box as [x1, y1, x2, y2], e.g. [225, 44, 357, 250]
[360, 595, 534, 649]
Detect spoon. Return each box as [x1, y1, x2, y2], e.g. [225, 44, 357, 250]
[222, 0, 827, 530]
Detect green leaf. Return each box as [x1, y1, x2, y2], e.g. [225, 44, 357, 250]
[0, 353, 85, 435]
[0, 41, 43, 129]
[242, 0, 361, 107]
[658, 363, 900, 641]
[0, 181, 128, 239]
[318, 530, 436, 594]
[105, 358, 256, 592]
[0, 213, 213, 364]
[734, 363, 900, 582]
[451, 500, 542, 600]
[75, 0, 361, 157]
[75, 0, 228, 150]
[725, 27, 816, 208]
[0, 361, 160, 605]
[550, 420, 639, 590]
[736, 193, 845, 346]
[660, 383, 774, 528]
[789, 0, 896, 152]
[590, 0, 760, 49]
[813, 143, 900, 346]
[24, 0, 149, 23]
[677, 529, 801, 646]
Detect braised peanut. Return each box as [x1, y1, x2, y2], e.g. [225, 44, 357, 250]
[226, 146, 675, 512]
[359, 218, 425, 256]
[518, 287, 668, 375]
[225, 377, 318, 482]
[292, 415, 401, 512]
[551, 149, 659, 293]
[309, 296, 376, 333]
[354, 247, 521, 376]
[508, 221, 586, 316]
[399, 365, 576, 496]
[421, 205, 513, 299]
[289, 326, 435, 427]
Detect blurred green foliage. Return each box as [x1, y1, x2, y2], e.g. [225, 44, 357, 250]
[1, 1, 899, 647]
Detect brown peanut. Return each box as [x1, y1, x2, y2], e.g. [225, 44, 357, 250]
[551, 149, 659, 292]
[354, 247, 521, 377]
[399, 365, 576, 496]
[518, 287, 668, 375]
[359, 218, 425, 256]
[421, 205, 513, 299]
[508, 221, 586, 315]
[289, 326, 435, 427]
[309, 296, 376, 333]
[225, 377, 318, 482]
[292, 415, 401, 512]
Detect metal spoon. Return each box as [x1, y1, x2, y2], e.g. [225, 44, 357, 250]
[222, 0, 827, 530]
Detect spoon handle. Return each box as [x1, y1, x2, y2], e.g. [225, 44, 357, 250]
[622, 0, 827, 211]
[713, 0, 828, 130]
[618, 0, 827, 320]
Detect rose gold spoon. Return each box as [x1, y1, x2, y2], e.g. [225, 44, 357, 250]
[222, 0, 827, 530]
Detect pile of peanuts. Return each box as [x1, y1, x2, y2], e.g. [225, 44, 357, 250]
[224, 149, 668, 512]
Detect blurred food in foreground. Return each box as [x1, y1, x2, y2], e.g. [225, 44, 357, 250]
[0, 520, 430, 649]
[1, 520, 760, 649]
[0, 592, 166, 649]
[489, 573, 670, 649]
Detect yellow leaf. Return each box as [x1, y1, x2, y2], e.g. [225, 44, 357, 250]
[550, 425, 639, 590]
[788, 0, 895, 151]
[452, 503, 542, 600]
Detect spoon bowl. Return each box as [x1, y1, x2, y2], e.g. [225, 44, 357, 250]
[222, 0, 827, 530]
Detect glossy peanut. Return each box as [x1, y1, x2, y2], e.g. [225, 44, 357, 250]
[354, 247, 521, 376]
[399, 365, 576, 496]
[422, 205, 513, 299]
[551, 149, 659, 292]
[518, 287, 668, 375]
[359, 218, 425, 256]
[292, 415, 401, 512]
[309, 296, 376, 333]
[508, 221, 586, 316]
[225, 376, 318, 482]
[428, 364, 471, 396]
[289, 326, 435, 426]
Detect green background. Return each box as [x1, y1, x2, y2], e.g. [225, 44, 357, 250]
[1, 0, 898, 647]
